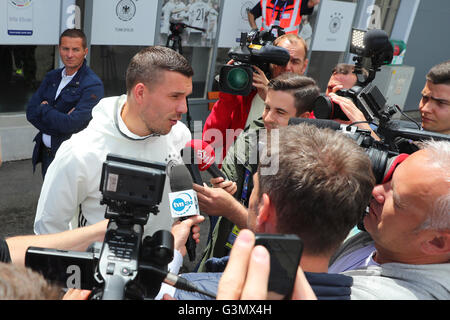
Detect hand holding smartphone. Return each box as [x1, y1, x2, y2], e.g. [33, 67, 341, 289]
[255, 234, 303, 300]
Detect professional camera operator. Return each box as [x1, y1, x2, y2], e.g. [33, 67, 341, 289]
[329, 139, 450, 299]
[326, 60, 450, 141]
[203, 33, 309, 161]
[321, 63, 380, 140]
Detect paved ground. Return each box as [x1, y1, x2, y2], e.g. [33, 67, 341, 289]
[0, 159, 41, 238]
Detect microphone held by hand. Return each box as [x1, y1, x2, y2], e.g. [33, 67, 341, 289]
[184, 139, 227, 180]
[168, 164, 200, 261]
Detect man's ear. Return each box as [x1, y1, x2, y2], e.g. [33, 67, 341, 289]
[302, 59, 309, 75]
[421, 231, 450, 255]
[132, 83, 145, 104]
[256, 193, 276, 233]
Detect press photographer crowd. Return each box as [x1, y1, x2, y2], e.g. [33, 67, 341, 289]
[0, 2, 449, 303]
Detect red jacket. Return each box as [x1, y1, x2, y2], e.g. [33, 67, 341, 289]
[203, 90, 258, 161]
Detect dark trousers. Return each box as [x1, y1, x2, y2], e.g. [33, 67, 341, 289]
[40, 146, 55, 179]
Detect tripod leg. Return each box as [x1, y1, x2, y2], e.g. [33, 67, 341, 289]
[177, 38, 183, 55]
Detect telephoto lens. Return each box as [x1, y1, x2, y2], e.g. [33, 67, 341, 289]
[219, 64, 253, 96]
[313, 95, 349, 121]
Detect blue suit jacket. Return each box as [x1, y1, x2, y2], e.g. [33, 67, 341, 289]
[26, 60, 104, 170]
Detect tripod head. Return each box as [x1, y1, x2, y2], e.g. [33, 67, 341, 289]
[166, 20, 206, 53]
[169, 21, 206, 36]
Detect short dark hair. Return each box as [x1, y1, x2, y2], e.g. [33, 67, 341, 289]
[258, 124, 375, 255]
[267, 73, 320, 116]
[59, 28, 87, 48]
[126, 46, 194, 94]
[426, 60, 450, 85]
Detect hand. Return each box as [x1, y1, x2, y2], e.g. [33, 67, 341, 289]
[216, 229, 317, 300]
[62, 288, 91, 300]
[41, 100, 49, 105]
[329, 93, 380, 140]
[252, 65, 269, 101]
[329, 93, 366, 124]
[171, 215, 205, 256]
[193, 183, 239, 217]
[210, 177, 237, 195]
[291, 265, 317, 300]
[217, 229, 269, 300]
[327, 83, 344, 95]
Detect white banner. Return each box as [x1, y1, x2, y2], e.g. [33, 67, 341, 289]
[311, 0, 356, 52]
[0, 0, 61, 45]
[91, 0, 158, 46]
[218, 0, 258, 48]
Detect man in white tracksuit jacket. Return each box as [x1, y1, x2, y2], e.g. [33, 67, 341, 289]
[34, 46, 193, 238]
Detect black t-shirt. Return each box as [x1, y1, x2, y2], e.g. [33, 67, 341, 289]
[0, 237, 12, 263]
[250, 0, 314, 21]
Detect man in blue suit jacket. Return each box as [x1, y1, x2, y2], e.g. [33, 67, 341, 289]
[26, 29, 104, 178]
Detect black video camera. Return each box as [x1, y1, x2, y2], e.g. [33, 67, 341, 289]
[26, 154, 174, 300]
[26, 154, 218, 300]
[93, 154, 172, 300]
[288, 118, 396, 184]
[314, 29, 394, 122]
[313, 28, 450, 154]
[219, 30, 290, 96]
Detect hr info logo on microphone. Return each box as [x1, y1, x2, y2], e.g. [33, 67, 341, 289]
[169, 190, 199, 218]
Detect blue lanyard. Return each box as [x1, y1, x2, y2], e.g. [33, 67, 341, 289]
[240, 168, 252, 203]
[272, 0, 288, 22]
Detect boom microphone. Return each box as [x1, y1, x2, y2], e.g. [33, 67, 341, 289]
[363, 29, 394, 65]
[169, 164, 200, 261]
